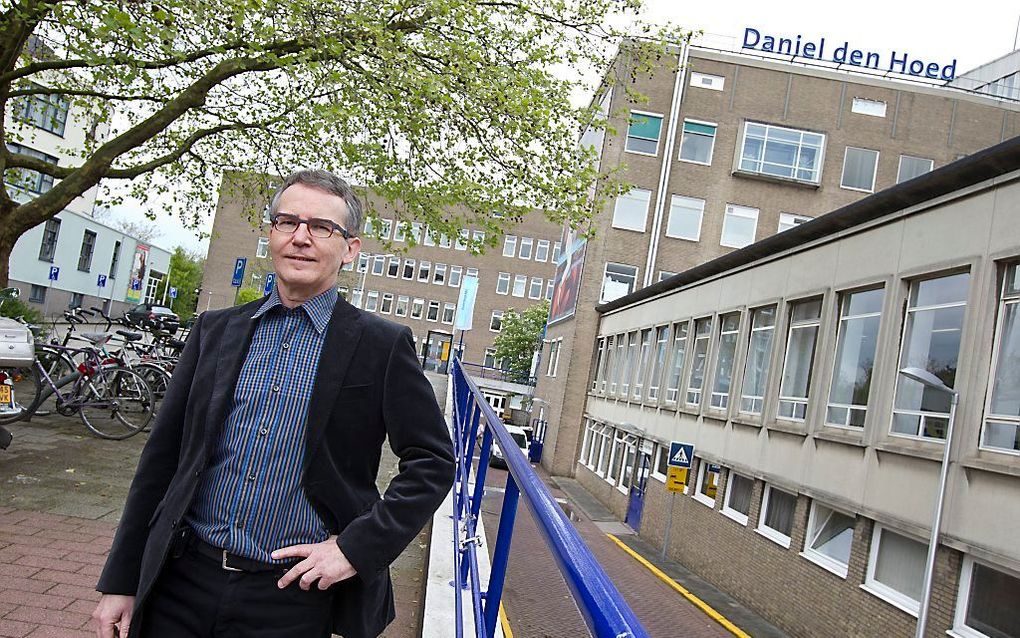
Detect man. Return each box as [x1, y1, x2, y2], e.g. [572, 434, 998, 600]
[93, 169, 455, 637]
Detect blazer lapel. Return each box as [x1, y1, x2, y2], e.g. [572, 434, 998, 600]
[203, 305, 259, 455]
[303, 296, 364, 479]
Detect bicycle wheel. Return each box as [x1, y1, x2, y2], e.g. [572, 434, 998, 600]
[0, 366, 42, 425]
[33, 348, 75, 414]
[134, 363, 170, 415]
[79, 367, 154, 439]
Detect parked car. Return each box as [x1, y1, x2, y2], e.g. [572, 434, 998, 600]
[488, 423, 531, 469]
[125, 303, 180, 332]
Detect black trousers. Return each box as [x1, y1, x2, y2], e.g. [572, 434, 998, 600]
[138, 542, 335, 637]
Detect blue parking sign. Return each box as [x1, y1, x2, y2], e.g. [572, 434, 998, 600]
[48, 266, 59, 281]
[667, 442, 694, 469]
[232, 257, 246, 287]
[169, 287, 178, 299]
[96, 274, 107, 288]
[263, 273, 276, 295]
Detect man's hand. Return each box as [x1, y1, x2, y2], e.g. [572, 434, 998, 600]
[92, 594, 135, 638]
[273, 535, 357, 591]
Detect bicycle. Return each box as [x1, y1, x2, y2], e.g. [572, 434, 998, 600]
[0, 335, 155, 439]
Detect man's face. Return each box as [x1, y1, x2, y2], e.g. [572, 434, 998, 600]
[269, 183, 361, 298]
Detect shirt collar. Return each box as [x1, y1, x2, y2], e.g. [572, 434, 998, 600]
[251, 287, 338, 334]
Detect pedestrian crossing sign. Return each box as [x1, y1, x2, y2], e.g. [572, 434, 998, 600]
[668, 442, 694, 469]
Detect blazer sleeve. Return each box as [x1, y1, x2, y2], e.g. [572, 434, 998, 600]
[336, 327, 455, 583]
[96, 313, 205, 594]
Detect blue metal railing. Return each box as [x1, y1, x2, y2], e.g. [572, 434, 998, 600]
[449, 357, 649, 638]
[458, 361, 537, 387]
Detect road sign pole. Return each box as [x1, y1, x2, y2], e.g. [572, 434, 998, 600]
[661, 493, 675, 561]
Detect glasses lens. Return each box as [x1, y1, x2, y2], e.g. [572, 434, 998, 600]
[308, 220, 335, 238]
[274, 215, 299, 232]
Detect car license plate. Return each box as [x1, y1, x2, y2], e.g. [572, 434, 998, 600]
[0, 385, 11, 405]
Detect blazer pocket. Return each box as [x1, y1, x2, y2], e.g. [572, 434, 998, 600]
[336, 382, 374, 403]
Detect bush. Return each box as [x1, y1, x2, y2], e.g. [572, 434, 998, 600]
[235, 288, 265, 306]
[0, 296, 43, 325]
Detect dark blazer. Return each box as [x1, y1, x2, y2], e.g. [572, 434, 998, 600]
[97, 296, 456, 638]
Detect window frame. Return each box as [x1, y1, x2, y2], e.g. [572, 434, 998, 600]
[841, 146, 880, 193]
[685, 317, 713, 408]
[981, 261, 1020, 455]
[720, 204, 759, 249]
[739, 305, 777, 416]
[799, 501, 855, 578]
[778, 213, 813, 233]
[512, 274, 527, 298]
[721, 471, 753, 525]
[535, 240, 550, 262]
[519, 237, 534, 260]
[489, 310, 503, 332]
[426, 300, 440, 322]
[666, 194, 705, 242]
[952, 556, 1020, 638]
[77, 230, 97, 272]
[737, 121, 826, 185]
[503, 235, 517, 257]
[600, 262, 638, 304]
[677, 119, 717, 166]
[496, 272, 510, 295]
[710, 313, 741, 410]
[625, 110, 663, 156]
[897, 155, 935, 184]
[692, 460, 720, 508]
[256, 237, 269, 258]
[448, 265, 463, 288]
[862, 524, 927, 616]
[402, 258, 416, 280]
[755, 484, 796, 548]
[528, 276, 543, 300]
[777, 298, 824, 422]
[825, 287, 885, 430]
[612, 188, 652, 233]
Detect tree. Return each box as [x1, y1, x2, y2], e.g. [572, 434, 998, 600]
[92, 209, 161, 243]
[234, 287, 263, 306]
[153, 246, 204, 320]
[0, 0, 686, 285]
[492, 300, 549, 378]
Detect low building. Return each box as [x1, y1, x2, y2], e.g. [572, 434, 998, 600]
[575, 137, 1020, 637]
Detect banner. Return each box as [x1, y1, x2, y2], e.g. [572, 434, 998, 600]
[454, 274, 479, 330]
[548, 226, 586, 325]
[125, 243, 149, 304]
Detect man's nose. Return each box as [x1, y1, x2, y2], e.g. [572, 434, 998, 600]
[290, 222, 313, 245]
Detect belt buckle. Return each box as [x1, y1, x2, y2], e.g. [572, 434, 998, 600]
[221, 549, 243, 572]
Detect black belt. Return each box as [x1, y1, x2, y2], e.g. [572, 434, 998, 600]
[189, 534, 293, 574]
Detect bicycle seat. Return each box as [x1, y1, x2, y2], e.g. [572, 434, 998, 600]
[81, 332, 112, 345]
[116, 330, 144, 342]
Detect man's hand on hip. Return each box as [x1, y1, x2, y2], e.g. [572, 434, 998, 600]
[273, 535, 357, 590]
[92, 594, 135, 637]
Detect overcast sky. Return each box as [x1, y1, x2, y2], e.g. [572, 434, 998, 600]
[104, 1, 1020, 255]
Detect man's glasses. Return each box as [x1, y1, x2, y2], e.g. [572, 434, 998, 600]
[270, 213, 352, 240]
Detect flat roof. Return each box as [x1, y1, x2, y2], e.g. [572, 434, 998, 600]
[596, 134, 1020, 315]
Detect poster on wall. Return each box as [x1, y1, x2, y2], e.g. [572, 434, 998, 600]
[548, 225, 587, 326]
[125, 243, 149, 304]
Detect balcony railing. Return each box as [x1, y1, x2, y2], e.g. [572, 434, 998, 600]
[459, 361, 536, 387]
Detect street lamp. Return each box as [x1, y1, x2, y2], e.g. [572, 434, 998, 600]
[899, 366, 959, 638]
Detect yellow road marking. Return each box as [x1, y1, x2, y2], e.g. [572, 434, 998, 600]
[499, 601, 514, 638]
[606, 533, 752, 638]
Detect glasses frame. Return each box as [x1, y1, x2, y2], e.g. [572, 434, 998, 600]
[270, 212, 352, 240]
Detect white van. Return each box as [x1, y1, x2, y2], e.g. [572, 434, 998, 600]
[489, 423, 530, 469]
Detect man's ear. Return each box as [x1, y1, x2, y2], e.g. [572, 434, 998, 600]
[342, 237, 362, 265]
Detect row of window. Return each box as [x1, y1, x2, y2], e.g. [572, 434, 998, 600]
[578, 423, 1019, 637]
[624, 113, 935, 192]
[35, 217, 121, 277]
[4, 143, 58, 195]
[501, 235, 562, 263]
[339, 287, 457, 324]
[590, 263, 1020, 453]
[362, 218, 487, 252]
[13, 83, 70, 137]
[496, 272, 555, 300]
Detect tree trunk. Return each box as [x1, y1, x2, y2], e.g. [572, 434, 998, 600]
[0, 234, 12, 288]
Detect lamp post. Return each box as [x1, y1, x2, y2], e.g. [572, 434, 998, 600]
[899, 366, 959, 638]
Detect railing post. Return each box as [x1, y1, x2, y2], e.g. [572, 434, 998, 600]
[483, 475, 520, 638]
[469, 427, 493, 527]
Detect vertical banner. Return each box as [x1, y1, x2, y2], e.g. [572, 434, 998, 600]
[548, 226, 587, 325]
[454, 274, 479, 330]
[125, 243, 149, 304]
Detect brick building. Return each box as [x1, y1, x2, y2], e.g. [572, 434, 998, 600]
[199, 171, 562, 371]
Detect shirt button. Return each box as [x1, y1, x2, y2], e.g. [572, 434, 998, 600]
[282, 343, 290, 350]
[247, 473, 256, 481]
[272, 385, 280, 392]
[259, 428, 268, 436]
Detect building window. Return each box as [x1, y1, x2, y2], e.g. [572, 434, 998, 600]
[892, 272, 970, 440]
[678, 120, 716, 165]
[442, 303, 456, 324]
[387, 256, 400, 278]
[983, 262, 1020, 452]
[426, 300, 440, 322]
[690, 72, 724, 91]
[433, 263, 446, 285]
[417, 260, 432, 283]
[490, 310, 503, 332]
[841, 147, 880, 192]
[364, 291, 379, 312]
[600, 262, 638, 304]
[77, 230, 97, 272]
[592, 337, 607, 392]
[446, 265, 461, 288]
[897, 155, 934, 183]
[686, 318, 712, 407]
[620, 332, 638, 397]
[659, 271, 676, 282]
[422, 226, 436, 246]
[664, 321, 689, 404]
[778, 213, 813, 233]
[350, 289, 363, 308]
[757, 485, 796, 548]
[827, 288, 884, 428]
[552, 242, 562, 262]
[439, 232, 453, 249]
[631, 328, 654, 399]
[514, 236, 532, 260]
[864, 525, 926, 614]
[693, 460, 720, 507]
[68, 292, 83, 308]
[495, 272, 510, 295]
[337, 287, 348, 300]
[395, 295, 409, 317]
[411, 298, 424, 319]
[647, 325, 669, 401]
[666, 195, 704, 241]
[109, 240, 121, 278]
[546, 280, 554, 300]
[528, 277, 543, 300]
[777, 298, 823, 421]
[380, 293, 394, 314]
[368, 255, 384, 276]
[740, 306, 777, 415]
[612, 188, 651, 232]
[547, 339, 562, 377]
[953, 557, 1020, 638]
[14, 84, 69, 135]
[255, 237, 269, 258]
[503, 235, 517, 257]
[456, 229, 468, 250]
[535, 240, 550, 262]
[651, 445, 669, 482]
[38, 218, 60, 262]
[721, 204, 759, 249]
[625, 111, 663, 155]
[722, 472, 753, 525]
[512, 274, 527, 298]
[710, 313, 740, 410]
[5, 143, 58, 194]
[357, 253, 369, 273]
[851, 97, 887, 117]
[472, 230, 485, 251]
[610, 335, 627, 396]
[29, 284, 46, 303]
[801, 502, 854, 578]
[738, 122, 825, 184]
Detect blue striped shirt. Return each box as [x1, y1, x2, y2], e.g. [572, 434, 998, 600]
[186, 287, 337, 563]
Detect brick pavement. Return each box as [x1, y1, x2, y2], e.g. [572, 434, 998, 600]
[479, 464, 736, 638]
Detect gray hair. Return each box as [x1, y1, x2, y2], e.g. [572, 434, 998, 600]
[268, 169, 363, 236]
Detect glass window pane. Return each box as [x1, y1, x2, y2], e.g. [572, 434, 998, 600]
[842, 147, 879, 191]
[667, 196, 704, 241]
[711, 314, 740, 409]
[808, 505, 854, 565]
[897, 156, 934, 183]
[764, 488, 796, 536]
[721, 205, 758, 248]
[827, 289, 884, 426]
[613, 189, 652, 232]
[874, 529, 926, 603]
[966, 562, 1020, 637]
[741, 306, 776, 414]
[727, 474, 753, 515]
